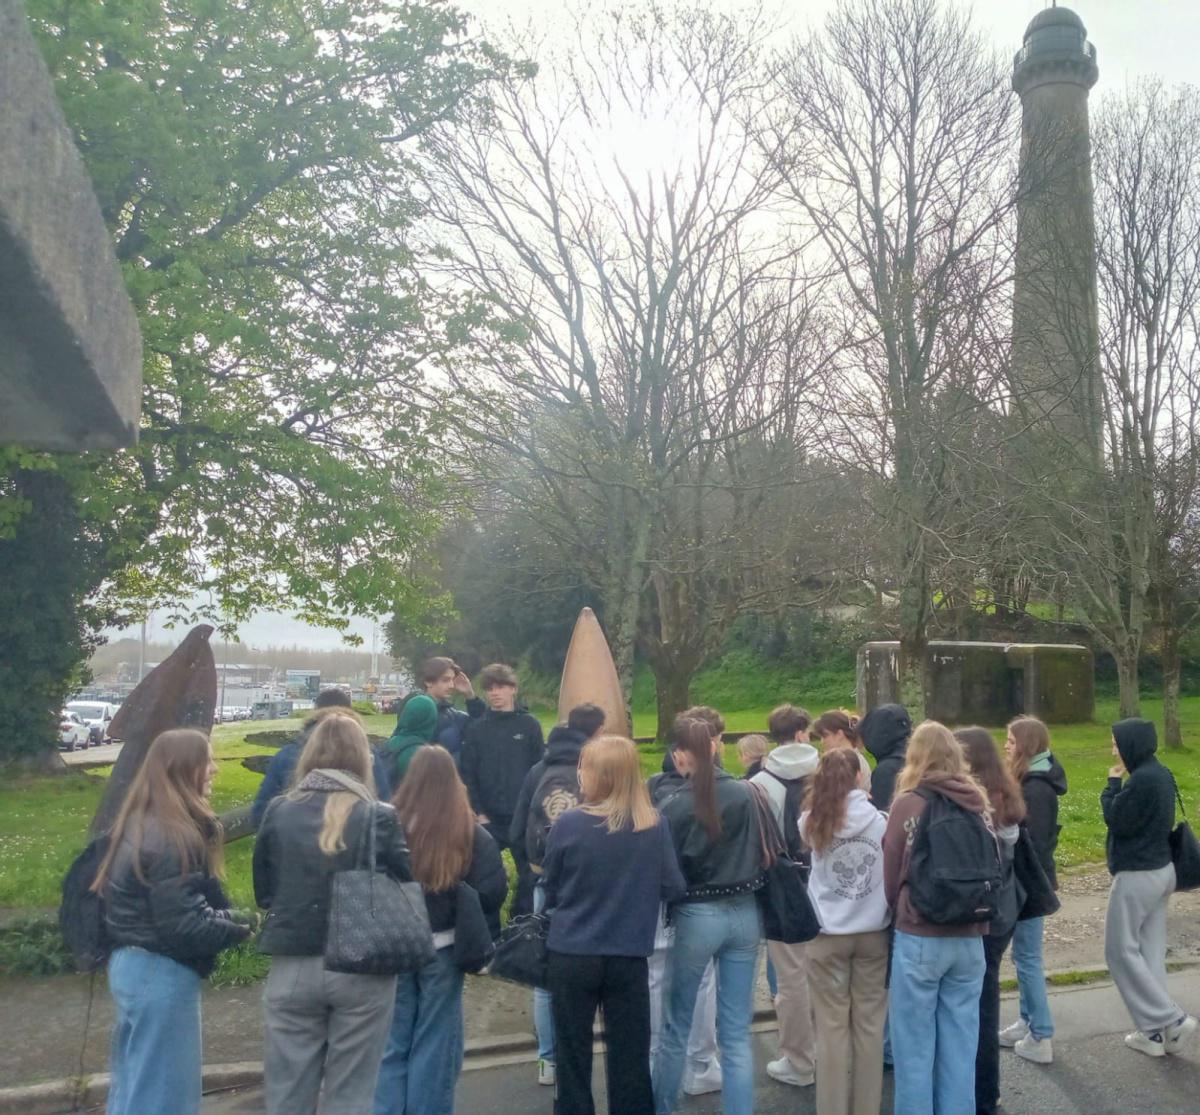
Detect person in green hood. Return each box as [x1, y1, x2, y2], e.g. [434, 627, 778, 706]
[386, 693, 439, 784]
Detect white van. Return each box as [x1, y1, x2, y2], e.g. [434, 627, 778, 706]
[66, 701, 118, 746]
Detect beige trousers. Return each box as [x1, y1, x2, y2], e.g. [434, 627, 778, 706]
[806, 929, 890, 1115]
[767, 938, 815, 1074]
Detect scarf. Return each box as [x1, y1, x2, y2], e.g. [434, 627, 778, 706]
[297, 767, 375, 803]
[386, 693, 439, 781]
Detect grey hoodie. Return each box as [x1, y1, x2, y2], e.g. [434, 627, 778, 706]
[750, 742, 820, 833]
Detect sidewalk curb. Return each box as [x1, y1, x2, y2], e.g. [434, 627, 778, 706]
[0, 1007, 782, 1113]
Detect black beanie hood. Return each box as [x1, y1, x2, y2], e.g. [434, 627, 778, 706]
[1112, 718, 1157, 771]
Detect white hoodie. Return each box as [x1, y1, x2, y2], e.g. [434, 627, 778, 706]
[799, 789, 891, 935]
[750, 742, 820, 831]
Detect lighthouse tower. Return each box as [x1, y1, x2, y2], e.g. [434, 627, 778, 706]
[1010, 5, 1101, 451]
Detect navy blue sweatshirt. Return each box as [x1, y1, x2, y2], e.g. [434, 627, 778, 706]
[543, 809, 685, 957]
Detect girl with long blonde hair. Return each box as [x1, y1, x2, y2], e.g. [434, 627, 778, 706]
[253, 712, 410, 1115]
[541, 736, 685, 1115]
[375, 746, 508, 1115]
[882, 721, 995, 1115]
[98, 730, 249, 1115]
[799, 747, 891, 1115]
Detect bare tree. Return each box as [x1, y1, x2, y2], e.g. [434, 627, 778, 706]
[766, 0, 1018, 715]
[422, 4, 827, 735]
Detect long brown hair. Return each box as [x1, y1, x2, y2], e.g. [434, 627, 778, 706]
[292, 712, 375, 855]
[895, 721, 988, 805]
[673, 716, 722, 840]
[580, 736, 658, 833]
[92, 729, 220, 891]
[956, 727, 1026, 826]
[803, 748, 864, 854]
[1007, 716, 1051, 782]
[393, 745, 475, 893]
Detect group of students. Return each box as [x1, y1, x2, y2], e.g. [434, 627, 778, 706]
[91, 655, 1198, 1115]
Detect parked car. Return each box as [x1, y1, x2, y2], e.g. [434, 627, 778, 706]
[58, 711, 90, 751]
[66, 701, 118, 745]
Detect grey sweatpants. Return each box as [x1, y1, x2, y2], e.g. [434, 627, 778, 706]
[1104, 865, 1183, 1034]
[263, 955, 397, 1114]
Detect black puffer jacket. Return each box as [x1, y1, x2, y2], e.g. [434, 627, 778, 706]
[1021, 754, 1068, 889]
[647, 751, 686, 807]
[660, 770, 763, 903]
[1101, 719, 1176, 875]
[860, 703, 912, 810]
[509, 726, 588, 867]
[253, 788, 411, 955]
[461, 708, 545, 822]
[422, 824, 509, 934]
[104, 821, 250, 977]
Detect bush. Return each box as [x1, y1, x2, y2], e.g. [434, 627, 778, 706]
[0, 916, 74, 977]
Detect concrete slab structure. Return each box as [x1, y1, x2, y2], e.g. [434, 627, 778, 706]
[857, 640, 1094, 724]
[0, 0, 141, 450]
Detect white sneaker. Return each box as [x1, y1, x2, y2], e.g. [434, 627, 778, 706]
[1014, 1034, 1053, 1064]
[683, 1060, 723, 1095]
[1124, 1030, 1166, 1058]
[1165, 1015, 1199, 1054]
[766, 1056, 815, 1087]
[999, 1019, 1030, 1048]
[538, 1059, 556, 1086]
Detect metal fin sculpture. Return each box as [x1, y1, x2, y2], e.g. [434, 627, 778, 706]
[557, 608, 629, 735]
[90, 624, 217, 835]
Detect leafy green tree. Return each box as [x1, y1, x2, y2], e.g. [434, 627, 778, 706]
[0, 0, 517, 759]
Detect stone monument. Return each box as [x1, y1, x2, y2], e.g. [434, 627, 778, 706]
[557, 607, 629, 735]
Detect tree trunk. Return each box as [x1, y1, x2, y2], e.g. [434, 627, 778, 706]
[1161, 625, 1183, 750]
[652, 660, 693, 744]
[1115, 648, 1141, 719]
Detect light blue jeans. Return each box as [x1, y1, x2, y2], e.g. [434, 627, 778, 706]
[532, 882, 555, 1062]
[374, 947, 465, 1115]
[889, 930, 985, 1115]
[107, 947, 202, 1115]
[1012, 917, 1054, 1039]
[652, 895, 760, 1115]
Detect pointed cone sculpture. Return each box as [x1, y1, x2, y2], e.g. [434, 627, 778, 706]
[91, 624, 217, 834]
[558, 608, 629, 735]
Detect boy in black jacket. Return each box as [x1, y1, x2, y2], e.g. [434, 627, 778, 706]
[461, 663, 545, 918]
[1101, 719, 1197, 1056]
[859, 703, 912, 810]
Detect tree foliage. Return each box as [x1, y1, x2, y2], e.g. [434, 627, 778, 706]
[0, 0, 516, 756]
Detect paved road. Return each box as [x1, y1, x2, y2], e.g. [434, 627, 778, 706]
[61, 741, 123, 766]
[199, 972, 1200, 1115]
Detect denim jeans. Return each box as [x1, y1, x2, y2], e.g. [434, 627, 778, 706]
[888, 930, 985, 1115]
[533, 882, 555, 1062]
[374, 947, 465, 1115]
[107, 947, 202, 1115]
[652, 896, 760, 1115]
[1012, 917, 1054, 1039]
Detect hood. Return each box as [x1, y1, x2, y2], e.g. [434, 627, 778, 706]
[1025, 752, 1068, 795]
[921, 771, 987, 814]
[764, 742, 820, 781]
[837, 788, 883, 839]
[1113, 718, 1158, 771]
[390, 693, 438, 750]
[859, 704, 912, 762]
[545, 725, 588, 765]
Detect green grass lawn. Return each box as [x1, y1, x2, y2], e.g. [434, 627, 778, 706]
[2, 697, 1197, 937]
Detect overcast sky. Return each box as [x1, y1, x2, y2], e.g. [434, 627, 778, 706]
[114, 1, 1198, 655]
[466, 1, 1200, 88]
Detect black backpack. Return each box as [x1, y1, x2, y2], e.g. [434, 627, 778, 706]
[59, 834, 112, 972]
[526, 764, 582, 865]
[907, 789, 1002, 926]
[766, 771, 810, 867]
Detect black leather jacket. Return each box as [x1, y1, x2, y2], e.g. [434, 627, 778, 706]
[253, 792, 411, 955]
[104, 821, 250, 977]
[660, 770, 763, 903]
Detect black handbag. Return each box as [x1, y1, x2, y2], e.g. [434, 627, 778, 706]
[1014, 824, 1060, 921]
[488, 912, 550, 988]
[749, 784, 820, 945]
[325, 803, 436, 976]
[1169, 784, 1200, 892]
[453, 882, 495, 974]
